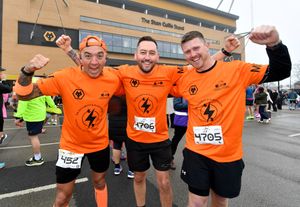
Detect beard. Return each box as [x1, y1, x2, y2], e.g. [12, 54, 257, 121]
[137, 61, 155, 73]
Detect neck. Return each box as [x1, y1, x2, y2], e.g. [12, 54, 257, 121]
[196, 58, 216, 73]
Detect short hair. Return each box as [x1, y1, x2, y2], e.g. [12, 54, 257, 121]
[181, 31, 205, 45]
[137, 36, 158, 47]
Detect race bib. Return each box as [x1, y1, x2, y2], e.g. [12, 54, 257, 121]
[193, 125, 224, 145]
[56, 149, 84, 169]
[134, 116, 156, 133]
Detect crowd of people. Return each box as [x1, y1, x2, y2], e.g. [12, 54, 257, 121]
[1, 24, 292, 207]
[245, 84, 299, 124]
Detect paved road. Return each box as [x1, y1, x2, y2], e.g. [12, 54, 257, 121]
[0, 108, 300, 207]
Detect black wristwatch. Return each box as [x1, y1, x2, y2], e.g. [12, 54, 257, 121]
[221, 48, 232, 56]
[21, 66, 34, 76]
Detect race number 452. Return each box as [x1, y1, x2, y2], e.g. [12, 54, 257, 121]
[56, 149, 84, 169]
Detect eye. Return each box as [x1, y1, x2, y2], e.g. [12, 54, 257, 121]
[84, 54, 92, 59]
[149, 51, 156, 56]
[97, 53, 104, 59]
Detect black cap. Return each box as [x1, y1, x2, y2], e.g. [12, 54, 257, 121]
[0, 67, 6, 71]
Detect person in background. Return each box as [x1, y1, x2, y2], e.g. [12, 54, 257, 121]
[0, 67, 12, 169]
[170, 97, 188, 170]
[166, 97, 175, 128]
[287, 89, 298, 110]
[14, 78, 58, 166]
[266, 88, 273, 110]
[270, 89, 278, 112]
[254, 86, 270, 124]
[245, 85, 255, 120]
[108, 95, 134, 178]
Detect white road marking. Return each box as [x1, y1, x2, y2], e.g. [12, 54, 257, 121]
[288, 133, 300, 137]
[0, 177, 88, 200]
[4, 125, 61, 131]
[0, 142, 59, 150]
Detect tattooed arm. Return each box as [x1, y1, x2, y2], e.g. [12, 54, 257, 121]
[16, 54, 49, 100]
[56, 34, 81, 66]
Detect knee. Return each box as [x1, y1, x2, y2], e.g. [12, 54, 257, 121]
[157, 178, 171, 192]
[92, 175, 106, 190]
[188, 197, 208, 207]
[55, 192, 72, 207]
[134, 172, 146, 184]
[93, 179, 106, 190]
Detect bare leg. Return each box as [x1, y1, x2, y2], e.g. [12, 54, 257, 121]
[134, 171, 147, 206]
[92, 171, 107, 207]
[155, 170, 173, 207]
[53, 180, 75, 207]
[112, 149, 121, 165]
[210, 190, 228, 207]
[188, 191, 208, 207]
[29, 135, 41, 155]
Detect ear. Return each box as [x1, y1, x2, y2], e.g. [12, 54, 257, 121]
[79, 54, 83, 65]
[134, 52, 137, 61]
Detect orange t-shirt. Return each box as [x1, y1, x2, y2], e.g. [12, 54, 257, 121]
[172, 61, 267, 162]
[37, 66, 122, 153]
[114, 64, 184, 143]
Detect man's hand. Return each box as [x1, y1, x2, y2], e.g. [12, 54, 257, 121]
[24, 54, 49, 73]
[56, 34, 72, 53]
[224, 35, 240, 52]
[14, 119, 24, 127]
[249, 25, 280, 47]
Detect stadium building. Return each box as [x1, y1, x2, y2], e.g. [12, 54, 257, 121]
[0, 0, 243, 80]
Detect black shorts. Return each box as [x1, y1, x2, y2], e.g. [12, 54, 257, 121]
[246, 99, 254, 106]
[26, 121, 44, 136]
[181, 148, 245, 198]
[56, 146, 110, 184]
[126, 138, 172, 172]
[112, 140, 124, 150]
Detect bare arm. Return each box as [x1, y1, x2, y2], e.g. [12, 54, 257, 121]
[16, 54, 49, 100]
[212, 35, 240, 61]
[56, 34, 81, 66]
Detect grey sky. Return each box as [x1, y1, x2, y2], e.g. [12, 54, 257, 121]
[189, 0, 299, 85]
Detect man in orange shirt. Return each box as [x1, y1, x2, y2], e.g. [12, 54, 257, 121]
[14, 36, 123, 207]
[171, 25, 291, 206]
[57, 34, 240, 207]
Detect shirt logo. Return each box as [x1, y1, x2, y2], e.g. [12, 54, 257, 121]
[177, 66, 184, 74]
[135, 94, 158, 116]
[75, 105, 103, 130]
[215, 81, 228, 90]
[197, 99, 223, 123]
[153, 81, 164, 87]
[130, 79, 140, 87]
[189, 85, 198, 95]
[99, 91, 110, 98]
[73, 89, 85, 100]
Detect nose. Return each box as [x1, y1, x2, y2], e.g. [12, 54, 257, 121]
[144, 52, 151, 60]
[190, 50, 197, 58]
[90, 55, 99, 64]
